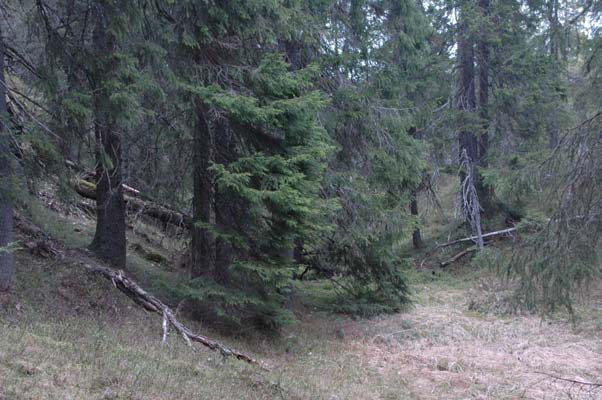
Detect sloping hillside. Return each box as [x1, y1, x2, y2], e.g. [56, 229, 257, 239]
[0, 192, 600, 399]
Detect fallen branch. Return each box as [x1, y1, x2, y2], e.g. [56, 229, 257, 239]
[534, 371, 602, 388]
[73, 179, 192, 229]
[439, 246, 477, 268]
[67, 159, 193, 229]
[81, 261, 258, 365]
[436, 227, 517, 249]
[66, 160, 143, 199]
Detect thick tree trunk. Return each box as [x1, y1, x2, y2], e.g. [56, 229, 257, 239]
[214, 192, 232, 283]
[0, 28, 14, 291]
[407, 126, 423, 249]
[191, 103, 215, 277]
[89, 4, 126, 268]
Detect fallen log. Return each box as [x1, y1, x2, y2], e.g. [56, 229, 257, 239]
[81, 260, 258, 365]
[436, 227, 517, 249]
[73, 178, 96, 199]
[66, 160, 141, 198]
[73, 179, 192, 229]
[439, 246, 477, 268]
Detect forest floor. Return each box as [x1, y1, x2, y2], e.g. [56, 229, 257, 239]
[0, 189, 601, 400]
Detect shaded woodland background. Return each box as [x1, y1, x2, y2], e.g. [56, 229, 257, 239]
[0, 2, 601, 399]
[0, 0, 600, 333]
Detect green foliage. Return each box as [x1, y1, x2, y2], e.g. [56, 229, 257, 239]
[179, 54, 336, 328]
[480, 152, 546, 218]
[329, 240, 412, 315]
[309, 0, 434, 313]
[10, 0, 599, 332]
[501, 115, 602, 318]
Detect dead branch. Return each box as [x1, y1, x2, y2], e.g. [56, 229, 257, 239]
[436, 227, 517, 248]
[66, 160, 142, 198]
[73, 178, 192, 229]
[459, 150, 484, 249]
[81, 261, 258, 365]
[439, 246, 477, 268]
[533, 371, 602, 387]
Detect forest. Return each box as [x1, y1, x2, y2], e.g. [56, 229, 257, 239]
[0, 0, 600, 399]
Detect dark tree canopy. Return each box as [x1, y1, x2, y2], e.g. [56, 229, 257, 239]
[0, 0, 599, 324]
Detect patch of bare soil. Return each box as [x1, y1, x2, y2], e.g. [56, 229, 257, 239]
[345, 281, 602, 399]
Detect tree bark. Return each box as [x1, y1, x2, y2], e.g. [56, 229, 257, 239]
[407, 126, 423, 249]
[191, 103, 215, 277]
[213, 117, 236, 284]
[547, 0, 561, 149]
[457, 8, 478, 166]
[457, 5, 485, 235]
[475, 0, 498, 216]
[0, 27, 14, 291]
[477, 0, 490, 166]
[89, 3, 126, 268]
[410, 190, 423, 249]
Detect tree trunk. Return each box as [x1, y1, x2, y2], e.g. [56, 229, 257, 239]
[457, 8, 478, 165]
[213, 118, 236, 283]
[457, 4, 484, 238]
[410, 191, 423, 249]
[477, 0, 490, 166]
[475, 0, 497, 216]
[0, 27, 14, 291]
[191, 103, 215, 277]
[407, 125, 423, 249]
[547, 0, 560, 149]
[79, 257, 258, 364]
[89, 3, 126, 268]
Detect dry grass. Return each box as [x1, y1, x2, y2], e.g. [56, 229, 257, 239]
[343, 274, 602, 399]
[1, 189, 600, 399]
[2, 250, 599, 399]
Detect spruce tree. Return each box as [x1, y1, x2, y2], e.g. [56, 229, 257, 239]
[313, 0, 435, 312]
[32, 0, 146, 267]
[88, 1, 126, 267]
[164, 0, 335, 326]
